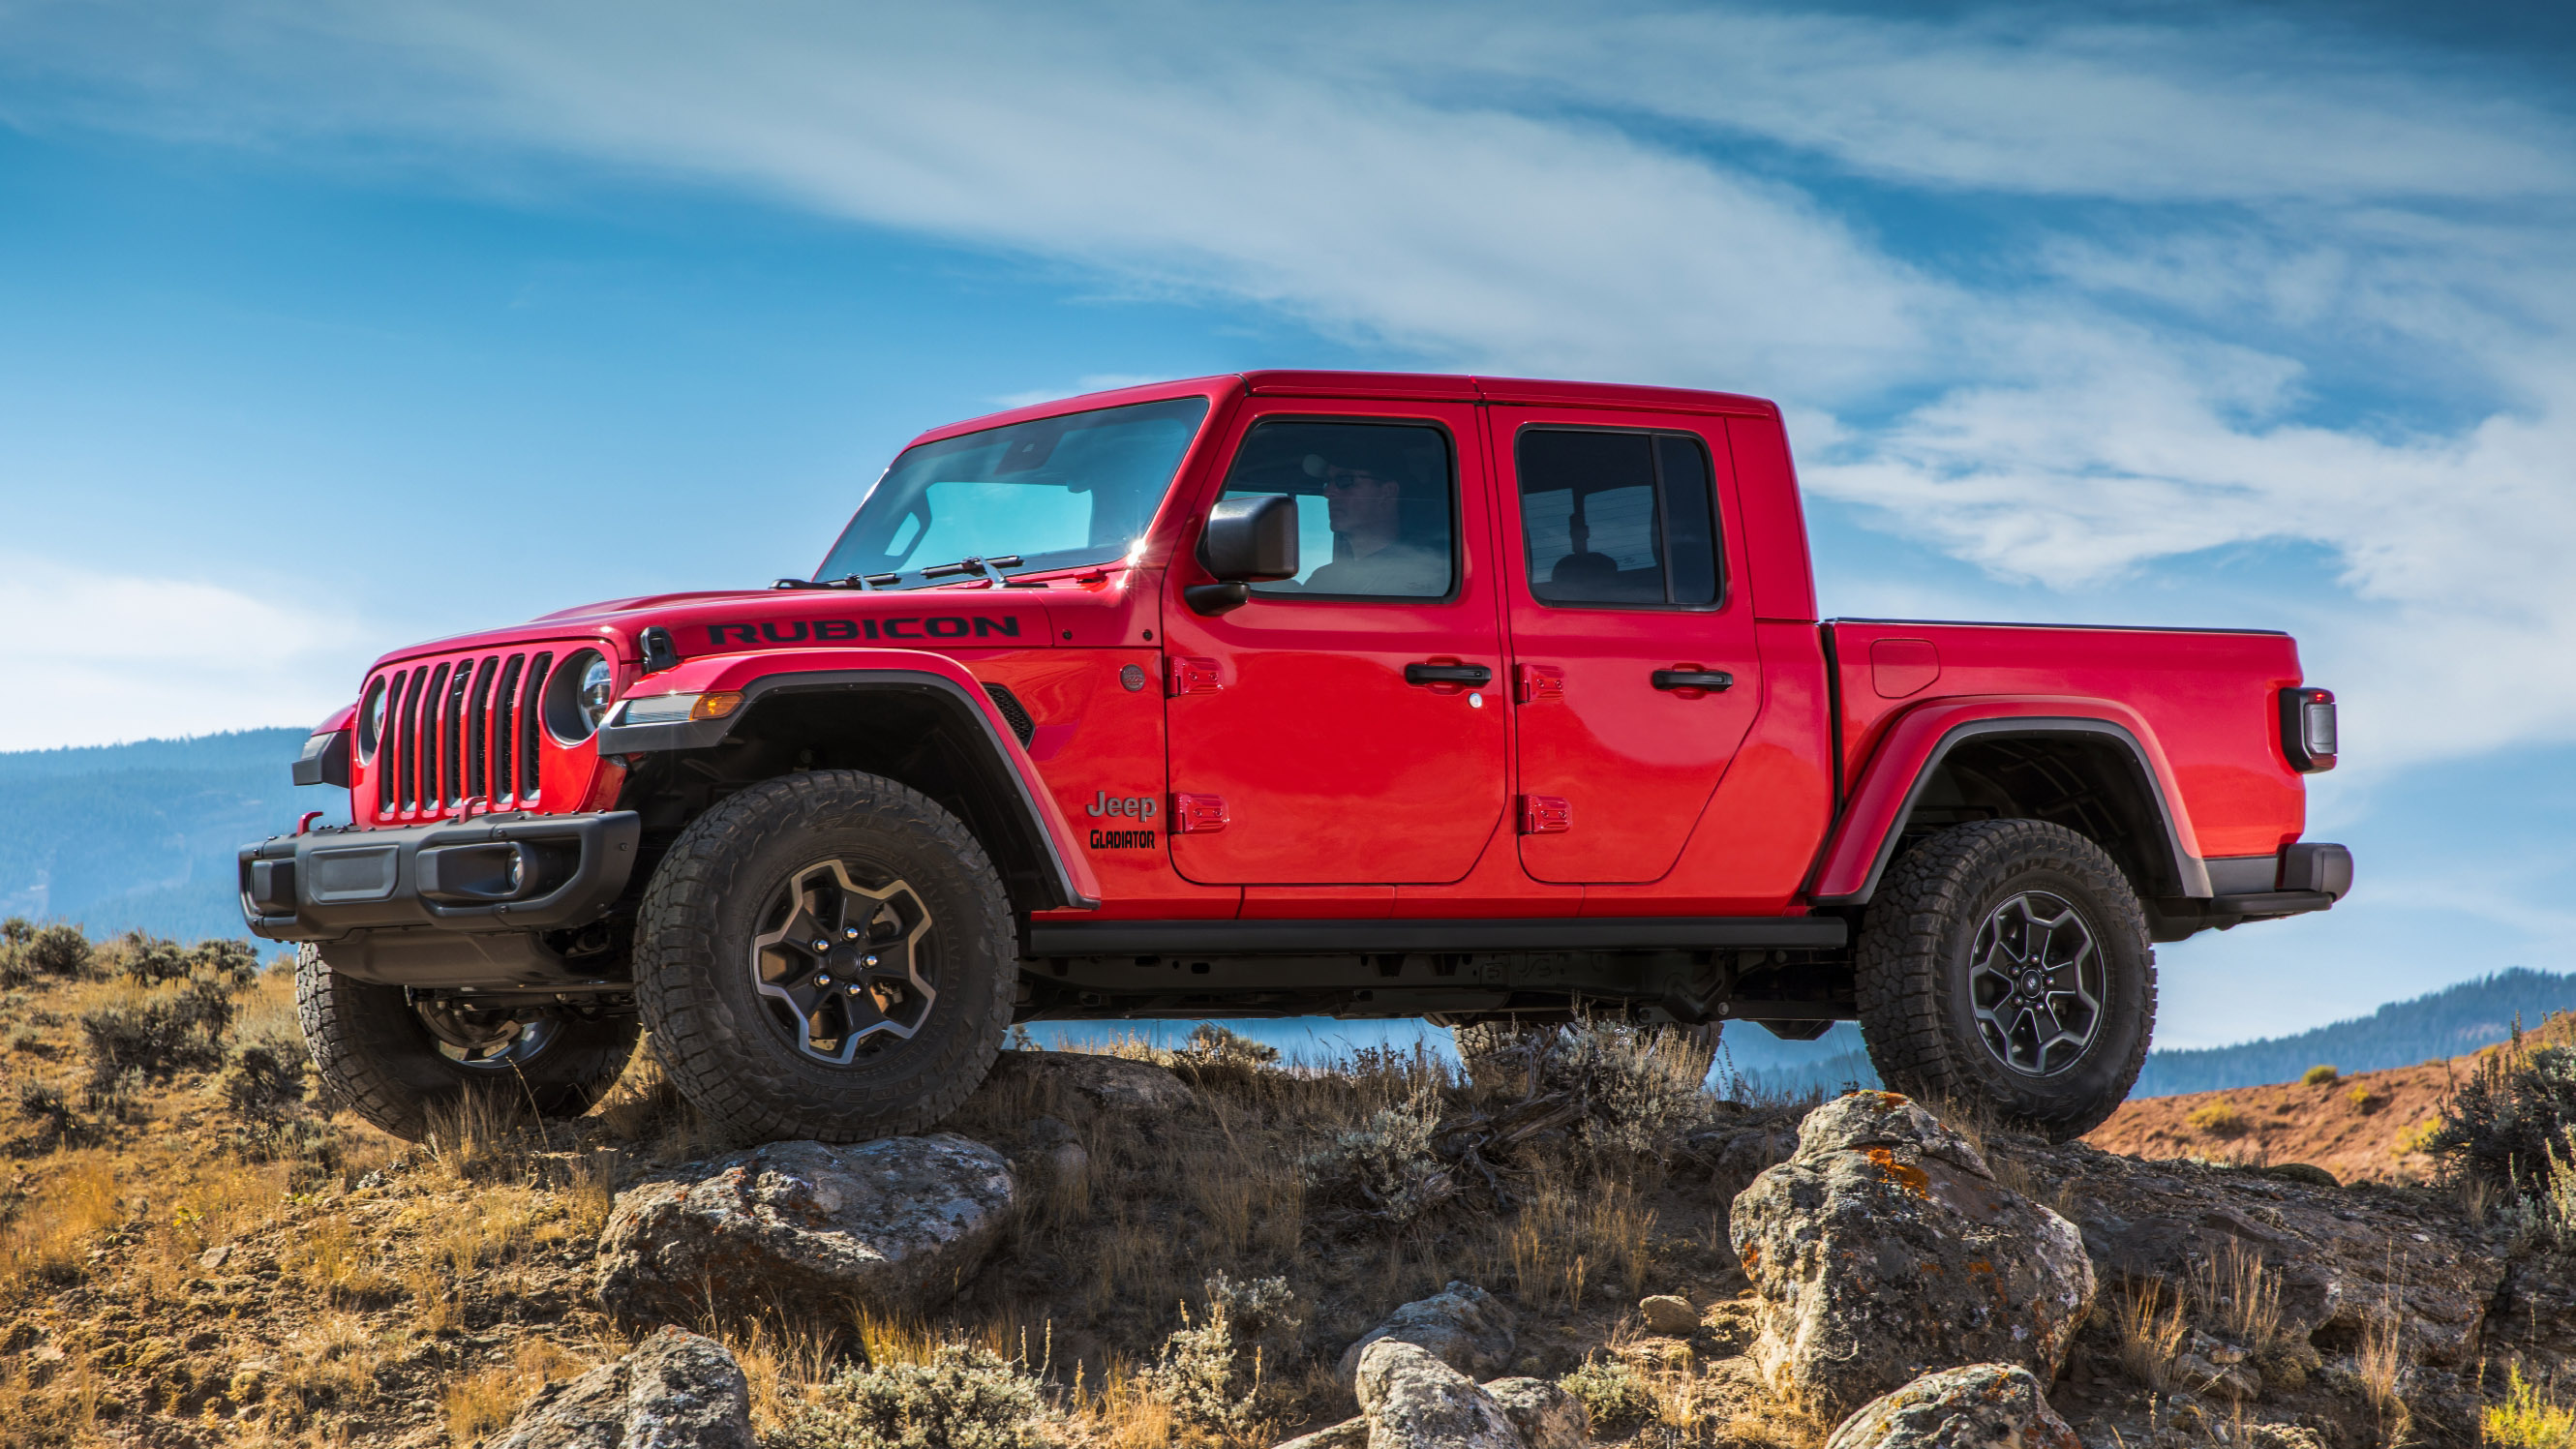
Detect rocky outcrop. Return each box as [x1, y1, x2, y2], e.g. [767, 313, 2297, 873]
[972, 1048, 1197, 1114]
[497, 1325, 752, 1449]
[1638, 1294, 1699, 1335]
[1822, 1364, 2079, 1449]
[1731, 1092, 2096, 1418]
[595, 1134, 1015, 1325]
[1481, 1376, 1590, 1449]
[1335, 1281, 1518, 1388]
[1353, 1341, 1523, 1449]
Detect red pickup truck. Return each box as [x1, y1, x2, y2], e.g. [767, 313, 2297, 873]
[242, 371, 2349, 1144]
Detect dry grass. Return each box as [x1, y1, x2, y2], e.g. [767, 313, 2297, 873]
[2186, 1238, 2285, 1354]
[2115, 1280, 2190, 1390]
[441, 1337, 593, 1443]
[2358, 1301, 2411, 1446]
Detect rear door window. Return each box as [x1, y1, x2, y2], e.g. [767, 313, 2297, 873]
[1516, 428, 1720, 607]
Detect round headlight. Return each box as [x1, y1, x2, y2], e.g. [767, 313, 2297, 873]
[358, 676, 389, 761]
[543, 649, 617, 744]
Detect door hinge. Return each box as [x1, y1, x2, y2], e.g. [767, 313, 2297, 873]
[1514, 663, 1563, 704]
[1170, 794, 1229, 833]
[1168, 656, 1224, 696]
[1519, 795, 1571, 834]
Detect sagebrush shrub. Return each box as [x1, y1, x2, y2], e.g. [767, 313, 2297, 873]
[109, 930, 196, 983]
[2188, 1101, 2250, 1137]
[1560, 1355, 1656, 1434]
[23, 923, 92, 979]
[1, 918, 29, 945]
[1139, 1273, 1303, 1433]
[1169, 1022, 1280, 1083]
[79, 979, 234, 1091]
[768, 1343, 1044, 1449]
[2429, 1019, 2576, 1196]
[1301, 1086, 1452, 1223]
[220, 1033, 309, 1122]
[2301, 1064, 2339, 1086]
[192, 939, 262, 986]
[1457, 1017, 1713, 1162]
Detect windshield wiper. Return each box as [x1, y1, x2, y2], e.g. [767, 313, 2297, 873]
[917, 555, 1025, 586]
[773, 572, 903, 591]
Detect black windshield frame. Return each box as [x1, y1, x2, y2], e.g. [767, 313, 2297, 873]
[815, 396, 1213, 587]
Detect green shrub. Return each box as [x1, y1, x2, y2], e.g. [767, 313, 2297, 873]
[1139, 1273, 1302, 1433]
[1, 918, 29, 946]
[1560, 1355, 1656, 1435]
[191, 939, 262, 986]
[14, 1078, 91, 1151]
[23, 924, 92, 979]
[2487, 1363, 2576, 1449]
[2188, 1101, 2250, 1137]
[108, 930, 195, 983]
[2427, 1020, 2576, 1196]
[2301, 1064, 2339, 1085]
[1458, 1017, 1714, 1162]
[768, 1343, 1044, 1449]
[78, 979, 234, 1092]
[219, 1032, 308, 1122]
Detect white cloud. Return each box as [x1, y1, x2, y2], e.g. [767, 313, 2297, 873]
[0, 554, 367, 751]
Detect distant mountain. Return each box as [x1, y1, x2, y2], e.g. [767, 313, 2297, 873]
[0, 729, 341, 943]
[2129, 967, 2576, 1096]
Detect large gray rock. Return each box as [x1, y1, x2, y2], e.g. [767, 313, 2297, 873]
[1335, 1281, 1516, 1388]
[596, 1134, 1015, 1325]
[1481, 1376, 1589, 1449]
[1353, 1341, 1523, 1449]
[1823, 1364, 2080, 1449]
[975, 1049, 1197, 1113]
[1730, 1092, 2095, 1419]
[497, 1325, 753, 1449]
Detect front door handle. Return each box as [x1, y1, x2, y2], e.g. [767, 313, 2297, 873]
[1405, 662, 1494, 687]
[1652, 669, 1734, 692]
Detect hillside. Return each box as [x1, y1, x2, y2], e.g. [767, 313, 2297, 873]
[0, 729, 336, 942]
[2131, 967, 2576, 1096]
[2085, 1058, 2459, 1184]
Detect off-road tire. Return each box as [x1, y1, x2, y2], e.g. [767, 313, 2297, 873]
[1855, 819, 2156, 1142]
[632, 770, 1015, 1144]
[295, 945, 641, 1141]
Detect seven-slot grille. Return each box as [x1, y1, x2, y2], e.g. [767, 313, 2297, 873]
[374, 650, 556, 816]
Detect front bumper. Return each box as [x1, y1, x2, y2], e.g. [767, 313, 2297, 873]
[239, 811, 642, 944]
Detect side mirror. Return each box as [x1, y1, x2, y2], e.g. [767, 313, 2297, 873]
[1188, 494, 1299, 615]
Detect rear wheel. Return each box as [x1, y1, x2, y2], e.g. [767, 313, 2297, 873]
[296, 946, 640, 1141]
[1854, 819, 2156, 1142]
[632, 770, 1015, 1144]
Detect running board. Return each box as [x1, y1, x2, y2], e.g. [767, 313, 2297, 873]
[1025, 916, 1847, 957]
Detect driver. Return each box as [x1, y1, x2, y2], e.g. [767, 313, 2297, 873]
[1296, 452, 1448, 596]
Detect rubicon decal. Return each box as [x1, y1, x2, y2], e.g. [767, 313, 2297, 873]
[704, 615, 1029, 648]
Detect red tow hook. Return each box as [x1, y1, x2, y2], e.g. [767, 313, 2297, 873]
[294, 811, 325, 836]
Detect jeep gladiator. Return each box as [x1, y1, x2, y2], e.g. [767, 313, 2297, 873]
[241, 371, 2350, 1142]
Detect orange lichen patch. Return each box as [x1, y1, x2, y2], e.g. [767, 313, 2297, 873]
[1739, 1243, 1763, 1276]
[1864, 1147, 1932, 1198]
[1966, 1259, 1995, 1276]
[1864, 1091, 1911, 1109]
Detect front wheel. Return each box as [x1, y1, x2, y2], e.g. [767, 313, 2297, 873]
[1854, 819, 2156, 1142]
[632, 770, 1015, 1145]
[296, 946, 640, 1141]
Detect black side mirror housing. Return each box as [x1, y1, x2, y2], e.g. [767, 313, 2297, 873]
[1188, 494, 1301, 616]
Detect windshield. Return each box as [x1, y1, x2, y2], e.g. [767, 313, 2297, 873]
[816, 396, 1211, 585]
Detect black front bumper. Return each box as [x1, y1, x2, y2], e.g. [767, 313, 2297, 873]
[240, 811, 641, 949]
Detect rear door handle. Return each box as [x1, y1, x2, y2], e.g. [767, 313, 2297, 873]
[1652, 669, 1734, 692]
[1405, 662, 1494, 686]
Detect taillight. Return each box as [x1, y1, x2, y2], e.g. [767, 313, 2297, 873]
[2281, 686, 2337, 771]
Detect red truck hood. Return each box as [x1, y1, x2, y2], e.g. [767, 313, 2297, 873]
[364, 570, 1146, 676]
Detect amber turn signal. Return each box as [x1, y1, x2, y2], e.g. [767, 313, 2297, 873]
[692, 692, 743, 720]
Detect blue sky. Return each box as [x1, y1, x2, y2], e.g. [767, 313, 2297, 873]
[2, 1, 2571, 1046]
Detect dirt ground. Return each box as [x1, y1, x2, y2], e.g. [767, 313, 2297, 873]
[2085, 1058, 2465, 1185]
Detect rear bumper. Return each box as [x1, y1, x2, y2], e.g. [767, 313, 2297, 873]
[2156, 841, 2350, 937]
[238, 811, 642, 944]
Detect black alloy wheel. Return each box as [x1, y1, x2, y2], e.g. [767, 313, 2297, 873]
[632, 770, 1015, 1144]
[1854, 819, 2156, 1141]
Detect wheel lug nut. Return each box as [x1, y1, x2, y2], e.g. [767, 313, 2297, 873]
[844, 926, 862, 939]
[811, 939, 830, 952]
[864, 954, 879, 966]
[845, 984, 863, 996]
[817, 974, 832, 985]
